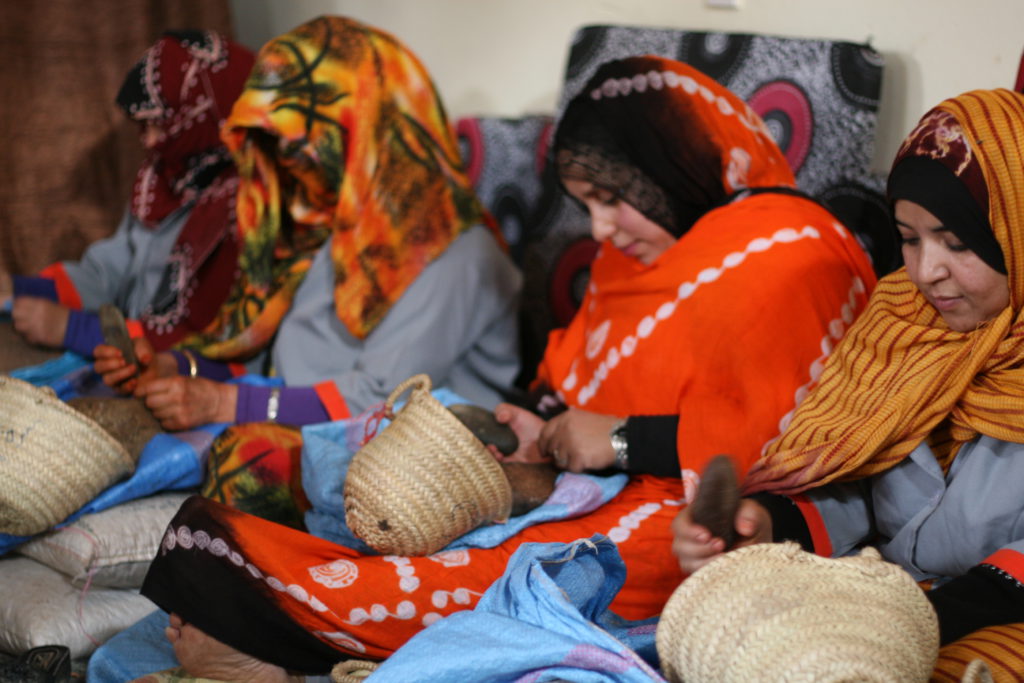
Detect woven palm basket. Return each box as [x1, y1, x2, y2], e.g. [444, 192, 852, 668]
[343, 374, 513, 556]
[0, 375, 135, 536]
[656, 542, 940, 683]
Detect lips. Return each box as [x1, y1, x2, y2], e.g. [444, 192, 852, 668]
[929, 294, 963, 312]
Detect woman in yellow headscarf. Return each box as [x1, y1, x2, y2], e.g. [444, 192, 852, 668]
[674, 88, 1024, 680]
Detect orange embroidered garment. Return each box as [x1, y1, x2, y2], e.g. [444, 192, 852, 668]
[537, 192, 877, 482]
[140, 55, 876, 673]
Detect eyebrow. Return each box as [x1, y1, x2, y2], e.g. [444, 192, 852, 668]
[894, 219, 951, 234]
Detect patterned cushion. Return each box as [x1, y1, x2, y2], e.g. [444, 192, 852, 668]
[458, 26, 897, 388]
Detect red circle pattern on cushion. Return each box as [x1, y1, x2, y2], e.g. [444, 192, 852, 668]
[747, 80, 813, 174]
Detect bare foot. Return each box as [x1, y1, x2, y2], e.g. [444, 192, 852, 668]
[164, 613, 302, 682]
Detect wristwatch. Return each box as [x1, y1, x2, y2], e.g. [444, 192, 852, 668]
[610, 418, 629, 471]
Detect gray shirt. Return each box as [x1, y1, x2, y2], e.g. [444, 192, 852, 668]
[805, 435, 1024, 581]
[271, 225, 522, 413]
[60, 205, 192, 317]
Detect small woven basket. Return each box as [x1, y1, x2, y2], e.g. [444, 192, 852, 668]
[343, 374, 513, 556]
[656, 542, 940, 683]
[0, 375, 135, 536]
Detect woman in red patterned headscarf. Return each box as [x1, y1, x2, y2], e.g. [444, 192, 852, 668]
[8, 31, 254, 354]
[107, 52, 875, 680]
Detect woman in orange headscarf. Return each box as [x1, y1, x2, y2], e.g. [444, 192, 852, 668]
[674, 89, 1024, 680]
[93, 16, 521, 525]
[101, 50, 875, 679]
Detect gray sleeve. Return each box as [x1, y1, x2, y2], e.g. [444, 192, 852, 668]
[59, 208, 137, 310]
[61, 206, 189, 315]
[273, 226, 521, 414]
[801, 479, 875, 557]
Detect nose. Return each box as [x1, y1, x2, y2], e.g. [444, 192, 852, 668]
[589, 205, 617, 243]
[915, 241, 950, 284]
[142, 124, 162, 149]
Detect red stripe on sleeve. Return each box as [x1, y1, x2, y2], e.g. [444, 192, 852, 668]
[39, 263, 82, 309]
[983, 549, 1024, 583]
[314, 381, 350, 421]
[792, 494, 834, 557]
[126, 320, 145, 339]
[228, 363, 248, 378]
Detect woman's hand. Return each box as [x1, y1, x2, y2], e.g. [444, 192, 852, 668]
[671, 498, 773, 575]
[537, 407, 619, 472]
[137, 376, 238, 431]
[93, 336, 176, 395]
[10, 297, 70, 347]
[491, 402, 548, 464]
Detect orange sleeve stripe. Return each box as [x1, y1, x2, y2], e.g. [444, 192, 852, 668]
[792, 494, 834, 557]
[983, 549, 1024, 583]
[314, 381, 350, 421]
[38, 263, 82, 309]
[125, 320, 145, 339]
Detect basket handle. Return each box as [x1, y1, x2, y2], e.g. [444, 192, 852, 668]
[384, 373, 433, 413]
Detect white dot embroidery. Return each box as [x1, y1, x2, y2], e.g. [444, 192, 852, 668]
[568, 227, 852, 410]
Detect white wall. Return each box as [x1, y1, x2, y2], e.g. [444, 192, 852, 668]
[228, 0, 1022, 173]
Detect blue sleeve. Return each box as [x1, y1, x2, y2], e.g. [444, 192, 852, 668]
[235, 384, 329, 426]
[62, 310, 104, 357]
[13, 276, 58, 300]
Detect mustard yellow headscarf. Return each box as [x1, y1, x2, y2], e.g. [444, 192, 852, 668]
[745, 89, 1024, 495]
[184, 16, 491, 358]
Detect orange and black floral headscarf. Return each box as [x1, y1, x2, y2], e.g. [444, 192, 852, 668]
[745, 89, 1024, 495]
[186, 16, 490, 358]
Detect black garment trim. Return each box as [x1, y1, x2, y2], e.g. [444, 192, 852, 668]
[927, 562, 1024, 645]
[625, 415, 681, 477]
[749, 492, 814, 552]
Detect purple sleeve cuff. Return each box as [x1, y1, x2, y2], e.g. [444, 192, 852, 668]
[170, 350, 233, 381]
[13, 275, 58, 300]
[235, 384, 329, 426]
[63, 310, 104, 357]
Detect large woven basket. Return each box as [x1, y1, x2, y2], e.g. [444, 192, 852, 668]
[343, 374, 513, 556]
[656, 542, 940, 682]
[0, 375, 135, 536]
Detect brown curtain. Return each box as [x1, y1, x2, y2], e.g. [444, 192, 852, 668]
[0, 0, 235, 296]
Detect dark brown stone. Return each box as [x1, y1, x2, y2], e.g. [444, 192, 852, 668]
[500, 461, 559, 517]
[66, 396, 163, 462]
[689, 454, 741, 549]
[447, 403, 519, 455]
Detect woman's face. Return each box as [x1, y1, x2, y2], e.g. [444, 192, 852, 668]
[141, 122, 166, 151]
[895, 199, 1009, 331]
[562, 177, 676, 266]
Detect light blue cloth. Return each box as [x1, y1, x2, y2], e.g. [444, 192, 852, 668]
[0, 358, 281, 556]
[368, 535, 664, 682]
[301, 392, 628, 552]
[86, 609, 173, 682]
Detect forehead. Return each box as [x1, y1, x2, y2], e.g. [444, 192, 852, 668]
[894, 200, 943, 229]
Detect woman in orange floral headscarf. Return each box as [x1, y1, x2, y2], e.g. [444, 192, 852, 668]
[108, 53, 874, 679]
[94, 16, 521, 521]
[674, 89, 1024, 680]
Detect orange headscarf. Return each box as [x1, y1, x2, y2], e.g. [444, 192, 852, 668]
[745, 89, 1024, 495]
[184, 16, 491, 358]
[538, 57, 877, 479]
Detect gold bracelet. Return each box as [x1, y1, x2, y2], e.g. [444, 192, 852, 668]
[181, 350, 198, 379]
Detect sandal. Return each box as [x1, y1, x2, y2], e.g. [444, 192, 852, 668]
[0, 645, 71, 683]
